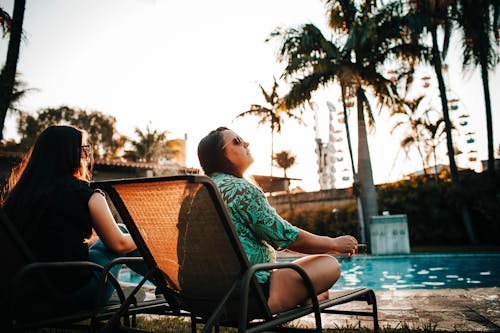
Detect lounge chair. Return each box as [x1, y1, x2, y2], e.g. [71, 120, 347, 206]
[94, 174, 379, 333]
[0, 207, 171, 332]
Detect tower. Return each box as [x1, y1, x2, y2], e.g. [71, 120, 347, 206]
[313, 101, 350, 190]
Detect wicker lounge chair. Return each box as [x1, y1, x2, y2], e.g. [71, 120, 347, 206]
[0, 207, 171, 332]
[95, 174, 379, 333]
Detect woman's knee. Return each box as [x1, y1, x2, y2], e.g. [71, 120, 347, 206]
[297, 255, 340, 289]
[324, 255, 341, 278]
[320, 255, 341, 284]
[297, 254, 340, 274]
[267, 256, 340, 313]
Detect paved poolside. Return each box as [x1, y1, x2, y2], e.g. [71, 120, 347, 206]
[292, 287, 500, 332]
[137, 286, 499, 331]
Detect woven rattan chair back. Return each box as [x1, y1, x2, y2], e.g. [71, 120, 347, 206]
[99, 175, 269, 321]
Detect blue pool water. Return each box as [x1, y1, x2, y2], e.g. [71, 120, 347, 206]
[119, 253, 500, 290]
[331, 253, 500, 290]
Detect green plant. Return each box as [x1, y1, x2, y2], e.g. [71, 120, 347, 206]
[280, 202, 359, 238]
[378, 171, 500, 245]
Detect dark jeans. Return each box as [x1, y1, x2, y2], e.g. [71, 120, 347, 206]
[70, 225, 149, 310]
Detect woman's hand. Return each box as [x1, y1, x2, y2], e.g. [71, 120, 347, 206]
[85, 234, 99, 247]
[288, 229, 359, 256]
[332, 235, 358, 256]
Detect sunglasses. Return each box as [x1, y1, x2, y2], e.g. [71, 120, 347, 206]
[222, 136, 244, 150]
[81, 145, 93, 157]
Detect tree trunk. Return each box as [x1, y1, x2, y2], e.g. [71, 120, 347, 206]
[432, 143, 439, 180]
[341, 84, 366, 243]
[270, 124, 274, 177]
[431, 27, 458, 182]
[412, 117, 428, 176]
[480, 55, 496, 189]
[356, 88, 378, 244]
[431, 26, 477, 244]
[283, 169, 295, 218]
[0, 0, 25, 140]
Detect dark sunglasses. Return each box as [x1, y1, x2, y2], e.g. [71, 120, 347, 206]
[81, 145, 93, 156]
[222, 136, 244, 149]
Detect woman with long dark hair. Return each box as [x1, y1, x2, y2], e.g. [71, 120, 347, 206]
[198, 127, 359, 314]
[1, 125, 143, 310]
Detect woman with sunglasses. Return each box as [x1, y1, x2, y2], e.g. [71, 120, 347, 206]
[1, 125, 145, 312]
[198, 126, 359, 314]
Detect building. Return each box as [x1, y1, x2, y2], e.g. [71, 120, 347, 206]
[251, 175, 301, 194]
[0, 150, 199, 188]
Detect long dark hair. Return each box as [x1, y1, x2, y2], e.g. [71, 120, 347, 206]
[1, 125, 91, 233]
[197, 127, 241, 177]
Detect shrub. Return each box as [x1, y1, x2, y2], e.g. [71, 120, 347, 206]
[378, 171, 500, 245]
[276, 170, 499, 246]
[279, 202, 359, 238]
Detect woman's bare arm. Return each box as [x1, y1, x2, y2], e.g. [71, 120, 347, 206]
[88, 192, 137, 253]
[287, 228, 358, 255]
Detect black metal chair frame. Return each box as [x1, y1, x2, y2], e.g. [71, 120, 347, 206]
[0, 207, 171, 332]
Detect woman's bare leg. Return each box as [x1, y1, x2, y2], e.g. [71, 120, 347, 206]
[267, 254, 340, 314]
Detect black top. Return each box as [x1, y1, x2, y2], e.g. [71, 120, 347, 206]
[32, 177, 94, 263]
[7, 177, 96, 292]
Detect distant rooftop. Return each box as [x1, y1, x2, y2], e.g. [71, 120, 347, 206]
[251, 175, 301, 194]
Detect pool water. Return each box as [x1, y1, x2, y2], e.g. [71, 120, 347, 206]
[118, 253, 500, 291]
[332, 253, 500, 290]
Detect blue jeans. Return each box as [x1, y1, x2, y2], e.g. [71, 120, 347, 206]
[70, 225, 149, 310]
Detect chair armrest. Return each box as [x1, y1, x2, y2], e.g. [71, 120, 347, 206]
[244, 261, 320, 306]
[238, 261, 321, 322]
[96, 256, 146, 308]
[8, 259, 131, 314]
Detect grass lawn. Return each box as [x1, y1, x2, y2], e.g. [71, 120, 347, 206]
[134, 315, 443, 333]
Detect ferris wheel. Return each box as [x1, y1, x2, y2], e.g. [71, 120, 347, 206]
[421, 70, 480, 171]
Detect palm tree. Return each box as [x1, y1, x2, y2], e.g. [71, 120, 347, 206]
[403, 0, 460, 182]
[0, 75, 36, 119]
[269, 1, 424, 242]
[0, 0, 26, 141]
[125, 123, 169, 163]
[273, 149, 296, 215]
[391, 96, 431, 176]
[400, 0, 477, 244]
[455, 0, 499, 187]
[235, 78, 303, 176]
[391, 96, 449, 178]
[273, 150, 296, 179]
[421, 115, 448, 177]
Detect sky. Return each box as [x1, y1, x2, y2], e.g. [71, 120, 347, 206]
[1, 0, 499, 191]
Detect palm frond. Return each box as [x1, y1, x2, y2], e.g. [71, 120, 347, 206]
[235, 105, 272, 119]
[0, 7, 11, 37]
[325, 0, 357, 33]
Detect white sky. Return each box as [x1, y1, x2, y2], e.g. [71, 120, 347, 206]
[1, 0, 499, 191]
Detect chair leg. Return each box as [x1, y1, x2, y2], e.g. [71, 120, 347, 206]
[369, 290, 379, 333]
[132, 313, 137, 327]
[201, 280, 239, 333]
[191, 315, 197, 333]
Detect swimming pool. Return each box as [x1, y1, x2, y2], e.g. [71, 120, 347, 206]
[118, 253, 500, 291]
[331, 253, 500, 290]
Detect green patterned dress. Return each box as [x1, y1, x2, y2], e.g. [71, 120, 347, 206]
[211, 172, 299, 283]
